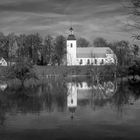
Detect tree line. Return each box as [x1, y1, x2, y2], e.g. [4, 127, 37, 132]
[0, 32, 66, 66]
[79, 37, 140, 67]
[0, 32, 139, 67]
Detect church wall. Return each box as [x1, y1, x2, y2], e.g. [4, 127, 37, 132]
[67, 40, 77, 66]
[76, 58, 107, 66]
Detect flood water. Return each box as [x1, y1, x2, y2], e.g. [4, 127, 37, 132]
[0, 77, 140, 140]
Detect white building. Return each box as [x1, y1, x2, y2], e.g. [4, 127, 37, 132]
[67, 27, 117, 66]
[0, 57, 8, 66]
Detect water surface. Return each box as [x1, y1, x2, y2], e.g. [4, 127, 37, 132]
[0, 78, 140, 140]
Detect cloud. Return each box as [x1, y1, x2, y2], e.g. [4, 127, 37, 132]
[0, 0, 134, 41]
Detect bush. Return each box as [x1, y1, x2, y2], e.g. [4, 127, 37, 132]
[7, 60, 38, 86]
[127, 59, 140, 79]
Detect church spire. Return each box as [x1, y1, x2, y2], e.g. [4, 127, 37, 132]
[69, 27, 74, 35]
[67, 27, 76, 40]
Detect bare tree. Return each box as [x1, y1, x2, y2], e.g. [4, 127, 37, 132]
[43, 35, 54, 65]
[123, 0, 140, 40]
[77, 37, 90, 47]
[54, 35, 66, 65]
[93, 37, 107, 47]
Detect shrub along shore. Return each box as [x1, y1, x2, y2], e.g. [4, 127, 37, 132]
[0, 64, 140, 88]
[34, 64, 140, 83]
[34, 65, 116, 78]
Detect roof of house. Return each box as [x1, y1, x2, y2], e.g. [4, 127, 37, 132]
[67, 34, 76, 40]
[76, 47, 113, 58]
[0, 57, 7, 61]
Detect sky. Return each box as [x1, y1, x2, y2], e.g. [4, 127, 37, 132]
[0, 0, 137, 42]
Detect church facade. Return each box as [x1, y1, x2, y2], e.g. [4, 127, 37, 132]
[66, 27, 117, 66]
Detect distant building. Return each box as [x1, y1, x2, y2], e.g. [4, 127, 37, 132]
[67, 27, 117, 66]
[0, 57, 8, 66]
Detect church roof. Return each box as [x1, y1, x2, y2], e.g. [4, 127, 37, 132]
[67, 34, 76, 40]
[76, 47, 113, 58]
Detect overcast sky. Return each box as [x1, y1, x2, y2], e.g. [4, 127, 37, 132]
[0, 0, 136, 42]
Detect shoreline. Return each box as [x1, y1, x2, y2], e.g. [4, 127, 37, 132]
[0, 65, 140, 88]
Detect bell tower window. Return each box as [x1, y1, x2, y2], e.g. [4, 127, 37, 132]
[80, 59, 83, 65]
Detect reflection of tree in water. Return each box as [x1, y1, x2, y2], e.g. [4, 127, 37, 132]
[111, 82, 130, 114]
[45, 78, 67, 112]
[86, 75, 115, 88]
[90, 80, 140, 114]
[41, 84, 53, 112]
[3, 86, 44, 114]
[71, 77, 140, 115]
[0, 77, 140, 124]
[87, 80, 116, 109]
[111, 81, 140, 115]
[0, 90, 11, 126]
[0, 78, 68, 125]
[67, 78, 117, 111]
[89, 83, 114, 110]
[0, 99, 6, 126]
[128, 82, 140, 100]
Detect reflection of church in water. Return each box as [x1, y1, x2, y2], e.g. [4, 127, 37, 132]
[67, 81, 117, 118]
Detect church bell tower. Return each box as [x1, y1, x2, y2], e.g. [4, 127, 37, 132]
[67, 27, 77, 66]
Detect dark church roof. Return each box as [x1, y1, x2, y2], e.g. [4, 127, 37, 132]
[76, 47, 113, 58]
[67, 34, 76, 40]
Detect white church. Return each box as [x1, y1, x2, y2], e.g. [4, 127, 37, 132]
[66, 27, 117, 66]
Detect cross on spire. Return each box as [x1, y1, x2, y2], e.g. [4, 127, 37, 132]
[69, 27, 74, 35]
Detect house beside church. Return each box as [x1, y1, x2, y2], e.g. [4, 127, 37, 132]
[66, 27, 117, 66]
[0, 57, 8, 66]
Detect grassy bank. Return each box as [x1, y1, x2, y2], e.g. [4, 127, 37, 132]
[34, 65, 116, 79]
[0, 65, 118, 88]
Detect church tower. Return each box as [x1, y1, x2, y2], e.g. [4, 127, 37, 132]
[67, 27, 77, 66]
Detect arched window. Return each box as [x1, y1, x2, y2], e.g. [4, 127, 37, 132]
[71, 43, 73, 48]
[95, 59, 97, 64]
[101, 59, 104, 65]
[80, 59, 83, 65]
[80, 83, 83, 88]
[87, 59, 90, 65]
